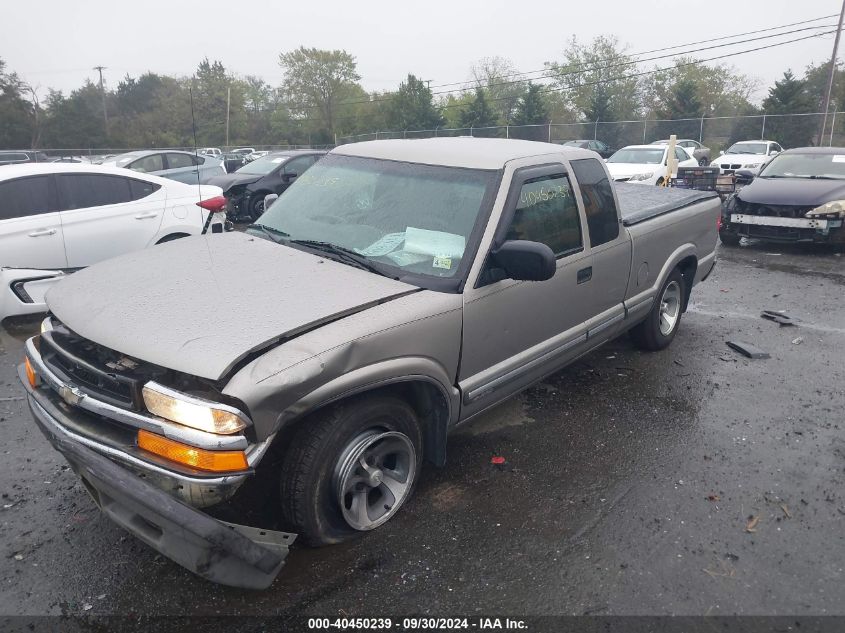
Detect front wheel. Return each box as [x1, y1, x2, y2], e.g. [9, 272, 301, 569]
[630, 268, 686, 351]
[719, 229, 741, 246]
[278, 396, 423, 546]
[248, 192, 269, 221]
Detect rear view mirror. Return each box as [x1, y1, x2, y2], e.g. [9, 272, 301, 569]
[491, 240, 556, 282]
[264, 193, 279, 208]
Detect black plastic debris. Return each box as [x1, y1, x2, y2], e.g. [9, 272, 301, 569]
[761, 310, 796, 326]
[726, 340, 770, 359]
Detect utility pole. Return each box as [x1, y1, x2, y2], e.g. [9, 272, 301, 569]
[93, 65, 108, 136]
[225, 86, 231, 148]
[820, 0, 845, 144]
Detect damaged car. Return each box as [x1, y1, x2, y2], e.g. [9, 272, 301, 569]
[19, 138, 719, 589]
[719, 147, 845, 245]
[208, 150, 326, 221]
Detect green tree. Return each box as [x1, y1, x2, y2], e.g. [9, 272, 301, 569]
[41, 83, 108, 149]
[384, 74, 444, 131]
[459, 88, 499, 134]
[279, 47, 361, 142]
[0, 58, 35, 148]
[511, 83, 549, 141]
[762, 70, 817, 147]
[547, 35, 643, 123]
[470, 56, 526, 123]
[192, 59, 246, 146]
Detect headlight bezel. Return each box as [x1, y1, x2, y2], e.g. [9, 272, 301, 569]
[141, 381, 250, 435]
[805, 199, 845, 218]
[629, 172, 656, 182]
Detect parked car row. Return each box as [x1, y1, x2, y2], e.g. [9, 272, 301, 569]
[0, 163, 226, 320]
[102, 150, 227, 185]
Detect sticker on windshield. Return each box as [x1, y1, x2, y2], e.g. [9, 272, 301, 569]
[832, 155, 845, 163]
[433, 255, 452, 270]
[354, 232, 405, 256]
[404, 227, 465, 258]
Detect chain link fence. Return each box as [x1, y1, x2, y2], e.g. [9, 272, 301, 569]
[8, 112, 845, 159]
[337, 112, 845, 154]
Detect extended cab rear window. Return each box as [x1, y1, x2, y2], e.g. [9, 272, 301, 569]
[570, 158, 619, 247]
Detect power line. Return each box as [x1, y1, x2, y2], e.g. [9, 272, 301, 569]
[428, 13, 839, 90]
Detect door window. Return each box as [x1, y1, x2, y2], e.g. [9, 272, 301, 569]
[165, 153, 195, 169]
[56, 174, 133, 210]
[129, 179, 161, 200]
[505, 174, 582, 257]
[129, 154, 164, 173]
[283, 155, 316, 176]
[0, 176, 54, 220]
[570, 158, 619, 247]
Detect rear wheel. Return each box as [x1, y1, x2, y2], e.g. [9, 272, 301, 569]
[698, 158, 708, 166]
[156, 233, 189, 244]
[630, 268, 686, 351]
[655, 177, 665, 187]
[278, 396, 423, 546]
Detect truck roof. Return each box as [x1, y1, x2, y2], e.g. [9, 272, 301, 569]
[332, 137, 594, 170]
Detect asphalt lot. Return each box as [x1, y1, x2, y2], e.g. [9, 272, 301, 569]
[0, 240, 843, 621]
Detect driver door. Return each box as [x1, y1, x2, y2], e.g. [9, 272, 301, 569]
[459, 163, 594, 418]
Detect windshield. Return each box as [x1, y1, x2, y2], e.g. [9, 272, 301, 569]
[108, 152, 144, 167]
[253, 154, 498, 281]
[726, 143, 767, 155]
[759, 153, 845, 179]
[607, 148, 664, 164]
[236, 155, 287, 175]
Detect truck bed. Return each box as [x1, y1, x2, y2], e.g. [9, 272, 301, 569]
[615, 183, 718, 226]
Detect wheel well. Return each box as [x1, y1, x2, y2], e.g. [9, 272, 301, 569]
[156, 232, 190, 244]
[273, 381, 451, 467]
[677, 256, 697, 311]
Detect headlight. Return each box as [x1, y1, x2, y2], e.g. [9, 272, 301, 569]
[142, 382, 249, 435]
[742, 163, 761, 169]
[629, 172, 655, 181]
[806, 200, 845, 218]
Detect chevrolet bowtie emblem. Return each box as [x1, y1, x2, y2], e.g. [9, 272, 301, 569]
[59, 385, 83, 406]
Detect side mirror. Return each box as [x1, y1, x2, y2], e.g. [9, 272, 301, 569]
[282, 172, 298, 182]
[264, 193, 279, 208]
[769, 150, 778, 156]
[735, 169, 755, 184]
[719, 150, 725, 156]
[491, 240, 556, 282]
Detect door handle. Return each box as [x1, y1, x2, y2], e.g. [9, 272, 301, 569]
[28, 228, 57, 237]
[577, 266, 593, 284]
[135, 212, 158, 219]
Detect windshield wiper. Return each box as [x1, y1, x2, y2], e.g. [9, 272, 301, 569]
[808, 175, 845, 180]
[247, 223, 290, 243]
[289, 240, 395, 277]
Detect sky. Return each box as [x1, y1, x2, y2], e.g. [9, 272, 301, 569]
[2, 0, 843, 108]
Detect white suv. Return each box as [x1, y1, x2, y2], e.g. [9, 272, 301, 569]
[1, 163, 226, 320]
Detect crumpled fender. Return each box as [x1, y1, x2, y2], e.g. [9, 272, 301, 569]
[0, 268, 65, 321]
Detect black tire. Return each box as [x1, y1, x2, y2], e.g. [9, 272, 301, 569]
[248, 192, 269, 221]
[698, 158, 708, 167]
[719, 229, 741, 246]
[630, 268, 686, 351]
[278, 395, 423, 547]
[655, 177, 665, 187]
[156, 233, 189, 244]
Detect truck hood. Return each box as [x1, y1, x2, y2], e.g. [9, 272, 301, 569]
[206, 172, 262, 193]
[45, 232, 418, 381]
[737, 177, 845, 207]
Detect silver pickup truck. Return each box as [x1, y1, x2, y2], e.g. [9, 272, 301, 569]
[18, 138, 719, 588]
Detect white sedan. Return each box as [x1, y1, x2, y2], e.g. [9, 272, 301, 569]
[606, 144, 699, 185]
[1, 163, 226, 320]
[710, 140, 783, 175]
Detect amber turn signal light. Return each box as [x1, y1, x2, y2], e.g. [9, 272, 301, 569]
[25, 357, 38, 388]
[137, 429, 249, 473]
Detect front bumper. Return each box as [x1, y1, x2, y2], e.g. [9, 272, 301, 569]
[20, 365, 295, 589]
[723, 213, 845, 243]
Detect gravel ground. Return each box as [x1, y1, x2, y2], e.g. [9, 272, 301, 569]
[0, 241, 843, 623]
